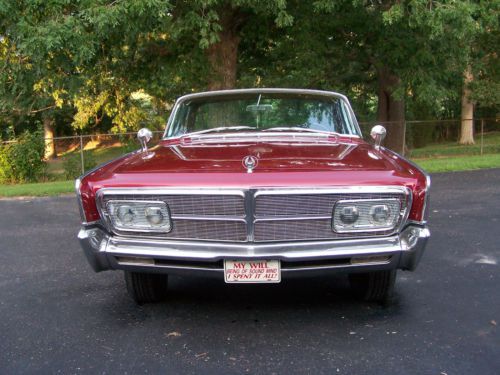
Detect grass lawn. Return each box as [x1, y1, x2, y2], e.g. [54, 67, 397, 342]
[412, 153, 500, 173]
[408, 132, 500, 158]
[0, 180, 75, 197]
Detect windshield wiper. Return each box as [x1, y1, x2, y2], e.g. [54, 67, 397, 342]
[262, 127, 339, 135]
[182, 126, 257, 137]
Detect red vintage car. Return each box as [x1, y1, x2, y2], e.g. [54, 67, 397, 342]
[76, 89, 430, 304]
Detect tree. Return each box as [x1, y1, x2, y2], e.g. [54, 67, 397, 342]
[460, 0, 500, 144]
[0, 1, 292, 136]
[0, 0, 175, 139]
[1, 0, 497, 149]
[170, 1, 292, 90]
[311, 0, 486, 153]
[460, 67, 474, 144]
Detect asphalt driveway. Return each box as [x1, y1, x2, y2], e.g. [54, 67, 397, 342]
[0, 169, 499, 374]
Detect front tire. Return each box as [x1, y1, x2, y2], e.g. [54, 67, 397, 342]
[124, 271, 168, 304]
[349, 270, 397, 303]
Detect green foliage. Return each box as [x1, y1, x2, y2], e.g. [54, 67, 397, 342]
[0, 144, 14, 183]
[62, 151, 97, 180]
[0, 129, 46, 183]
[0, 0, 498, 144]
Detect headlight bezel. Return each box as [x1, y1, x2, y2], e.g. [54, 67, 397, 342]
[105, 200, 172, 233]
[332, 198, 403, 233]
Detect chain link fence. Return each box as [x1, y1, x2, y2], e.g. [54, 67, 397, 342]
[1, 118, 499, 180]
[359, 118, 500, 158]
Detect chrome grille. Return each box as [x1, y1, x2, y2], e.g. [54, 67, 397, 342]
[255, 194, 334, 217]
[102, 194, 245, 217]
[253, 192, 407, 242]
[255, 193, 404, 217]
[98, 188, 409, 243]
[162, 219, 246, 241]
[99, 192, 246, 241]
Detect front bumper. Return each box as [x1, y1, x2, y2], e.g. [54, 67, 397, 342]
[78, 224, 430, 277]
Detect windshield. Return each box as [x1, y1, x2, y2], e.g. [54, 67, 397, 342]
[165, 93, 360, 138]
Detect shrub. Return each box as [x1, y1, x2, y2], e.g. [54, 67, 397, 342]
[0, 130, 46, 183]
[0, 144, 14, 183]
[62, 151, 97, 180]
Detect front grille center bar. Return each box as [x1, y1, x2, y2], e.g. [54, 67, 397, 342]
[244, 190, 256, 242]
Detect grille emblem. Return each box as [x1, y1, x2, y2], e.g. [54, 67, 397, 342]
[242, 155, 258, 173]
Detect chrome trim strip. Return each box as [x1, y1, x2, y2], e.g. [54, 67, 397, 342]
[83, 220, 102, 226]
[106, 233, 401, 260]
[406, 220, 428, 227]
[253, 186, 409, 197]
[172, 215, 246, 222]
[173, 132, 361, 144]
[244, 190, 256, 242]
[75, 178, 86, 223]
[96, 188, 246, 198]
[113, 258, 393, 272]
[254, 215, 332, 222]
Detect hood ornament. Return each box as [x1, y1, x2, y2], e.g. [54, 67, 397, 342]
[242, 155, 258, 173]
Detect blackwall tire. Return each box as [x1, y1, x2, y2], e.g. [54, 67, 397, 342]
[124, 271, 168, 304]
[349, 270, 397, 303]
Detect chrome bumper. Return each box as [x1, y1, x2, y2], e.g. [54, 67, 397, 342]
[78, 225, 430, 277]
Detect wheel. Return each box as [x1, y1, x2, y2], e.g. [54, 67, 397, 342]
[349, 269, 397, 303]
[124, 271, 168, 304]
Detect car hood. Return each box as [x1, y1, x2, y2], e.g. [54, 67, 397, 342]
[82, 138, 425, 190]
[80, 138, 428, 223]
[108, 140, 406, 174]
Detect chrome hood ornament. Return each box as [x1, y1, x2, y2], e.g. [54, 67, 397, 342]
[242, 155, 258, 173]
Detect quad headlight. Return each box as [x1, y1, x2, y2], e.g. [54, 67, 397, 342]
[106, 200, 172, 232]
[332, 199, 402, 233]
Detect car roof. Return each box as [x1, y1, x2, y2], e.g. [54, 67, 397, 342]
[175, 88, 349, 104]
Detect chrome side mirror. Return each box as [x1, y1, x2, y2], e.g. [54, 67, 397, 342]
[370, 125, 387, 150]
[137, 128, 153, 152]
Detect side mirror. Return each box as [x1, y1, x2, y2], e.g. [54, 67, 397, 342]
[370, 125, 387, 150]
[137, 128, 153, 152]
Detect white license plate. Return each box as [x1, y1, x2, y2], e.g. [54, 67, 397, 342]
[224, 260, 281, 283]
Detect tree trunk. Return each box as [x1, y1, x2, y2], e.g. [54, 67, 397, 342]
[206, 10, 241, 90]
[376, 66, 405, 154]
[459, 67, 474, 145]
[43, 116, 56, 159]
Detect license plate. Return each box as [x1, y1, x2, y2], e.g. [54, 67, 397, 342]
[224, 260, 281, 283]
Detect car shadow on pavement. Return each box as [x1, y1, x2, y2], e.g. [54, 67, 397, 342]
[100, 274, 405, 330]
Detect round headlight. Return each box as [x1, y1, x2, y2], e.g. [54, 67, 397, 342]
[339, 206, 359, 224]
[370, 204, 390, 223]
[116, 205, 135, 224]
[145, 206, 164, 226]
